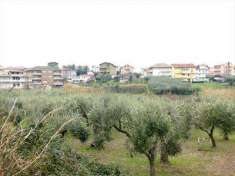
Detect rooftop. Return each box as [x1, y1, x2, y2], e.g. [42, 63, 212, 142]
[172, 64, 195, 68]
[149, 63, 172, 68]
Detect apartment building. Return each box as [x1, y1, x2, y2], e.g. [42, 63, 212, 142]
[148, 63, 172, 77]
[0, 67, 29, 89]
[62, 66, 77, 81]
[213, 62, 235, 77]
[193, 64, 209, 82]
[119, 64, 134, 82]
[26, 64, 64, 88]
[99, 62, 117, 76]
[172, 64, 196, 82]
[120, 64, 134, 75]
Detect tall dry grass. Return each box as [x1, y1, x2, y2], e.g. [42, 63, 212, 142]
[202, 87, 235, 100]
[64, 83, 103, 94]
[0, 99, 74, 176]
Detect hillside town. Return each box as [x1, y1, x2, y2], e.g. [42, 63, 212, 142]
[0, 61, 234, 89]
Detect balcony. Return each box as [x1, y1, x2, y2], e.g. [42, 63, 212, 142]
[53, 77, 63, 80]
[32, 72, 42, 76]
[32, 77, 41, 81]
[53, 72, 62, 76]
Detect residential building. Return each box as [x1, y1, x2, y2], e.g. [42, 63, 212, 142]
[99, 62, 117, 76]
[208, 66, 215, 76]
[142, 68, 152, 77]
[120, 64, 134, 82]
[147, 63, 172, 77]
[0, 67, 29, 89]
[120, 64, 134, 75]
[26, 63, 64, 88]
[172, 64, 196, 82]
[214, 62, 234, 77]
[62, 66, 77, 81]
[193, 64, 209, 82]
[90, 65, 100, 73]
[72, 72, 95, 84]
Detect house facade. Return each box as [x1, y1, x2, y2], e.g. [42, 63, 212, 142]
[62, 67, 77, 81]
[119, 64, 134, 82]
[213, 62, 235, 77]
[148, 63, 172, 77]
[72, 72, 95, 84]
[0, 67, 29, 89]
[193, 64, 209, 82]
[99, 62, 117, 76]
[26, 64, 64, 88]
[90, 65, 100, 73]
[172, 64, 196, 82]
[120, 64, 134, 75]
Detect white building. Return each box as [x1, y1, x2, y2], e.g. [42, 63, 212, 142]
[90, 65, 99, 73]
[193, 64, 209, 82]
[0, 67, 29, 89]
[147, 63, 172, 77]
[72, 72, 95, 84]
[62, 67, 77, 81]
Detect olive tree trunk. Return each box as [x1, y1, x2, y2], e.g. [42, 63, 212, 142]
[208, 125, 216, 148]
[160, 142, 169, 164]
[224, 132, 229, 141]
[146, 146, 157, 176]
[148, 156, 156, 176]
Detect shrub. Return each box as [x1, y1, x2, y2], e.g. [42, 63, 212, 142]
[106, 84, 147, 94]
[148, 76, 200, 95]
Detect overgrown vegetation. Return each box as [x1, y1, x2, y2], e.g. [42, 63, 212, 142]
[0, 87, 235, 176]
[148, 77, 200, 95]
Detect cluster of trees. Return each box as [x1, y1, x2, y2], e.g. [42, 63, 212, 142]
[148, 76, 200, 95]
[1, 90, 235, 176]
[70, 94, 235, 176]
[0, 92, 125, 176]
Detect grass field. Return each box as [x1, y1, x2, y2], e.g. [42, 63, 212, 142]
[67, 129, 235, 176]
[64, 83, 235, 176]
[1, 83, 235, 176]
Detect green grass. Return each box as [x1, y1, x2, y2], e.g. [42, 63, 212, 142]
[1, 87, 235, 176]
[67, 129, 235, 176]
[192, 82, 225, 89]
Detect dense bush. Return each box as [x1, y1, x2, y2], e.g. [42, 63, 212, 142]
[1, 89, 235, 176]
[0, 92, 126, 176]
[194, 97, 235, 147]
[148, 76, 200, 95]
[225, 76, 235, 86]
[106, 84, 147, 94]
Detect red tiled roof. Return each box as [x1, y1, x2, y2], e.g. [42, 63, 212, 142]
[172, 64, 195, 68]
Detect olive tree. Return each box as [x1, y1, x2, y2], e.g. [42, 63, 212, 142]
[110, 98, 172, 176]
[216, 101, 235, 140]
[88, 95, 114, 149]
[194, 98, 222, 147]
[158, 100, 193, 164]
[129, 102, 171, 176]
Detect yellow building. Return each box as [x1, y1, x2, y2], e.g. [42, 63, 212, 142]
[172, 64, 196, 82]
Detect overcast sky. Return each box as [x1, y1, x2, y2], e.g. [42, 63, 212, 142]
[0, 0, 234, 69]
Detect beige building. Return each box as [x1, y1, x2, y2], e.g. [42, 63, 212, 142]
[99, 62, 117, 76]
[120, 64, 134, 75]
[213, 62, 234, 77]
[62, 66, 77, 81]
[119, 64, 134, 82]
[26, 64, 64, 88]
[0, 67, 29, 89]
[147, 63, 172, 77]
